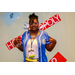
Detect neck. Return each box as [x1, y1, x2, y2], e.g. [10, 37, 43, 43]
[30, 29, 39, 34]
[29, 29, 39, 39]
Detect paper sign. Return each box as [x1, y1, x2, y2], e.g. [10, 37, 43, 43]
[39, 14, 61, 30]
[49, 52, 67, 62]
[1, 12, 22, 26]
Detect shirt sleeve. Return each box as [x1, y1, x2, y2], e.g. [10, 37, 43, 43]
[44, 31, 51, 45]
[21, 32, 26, 46]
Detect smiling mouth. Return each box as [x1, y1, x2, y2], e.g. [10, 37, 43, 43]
[32, 27, 36, 29]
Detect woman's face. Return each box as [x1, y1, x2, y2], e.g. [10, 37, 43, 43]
[29, 19, 39, 31]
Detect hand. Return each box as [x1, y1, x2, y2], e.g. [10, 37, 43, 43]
[13, 37, 21, 46]
[46, 36, 57, 52]
[13, 37, 23, 51]
[47, 36, 56, 44]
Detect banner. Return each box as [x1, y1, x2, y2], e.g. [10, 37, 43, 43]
[1, 12, 22, 26]
[49, 52, 67, 62]
[39, 14, 61, 30]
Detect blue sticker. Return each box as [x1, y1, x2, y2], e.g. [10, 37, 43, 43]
[10, 13, 14, 19]
[1, 12, 22, 26]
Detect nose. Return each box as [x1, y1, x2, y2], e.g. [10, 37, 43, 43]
[32, 23, 35, 26]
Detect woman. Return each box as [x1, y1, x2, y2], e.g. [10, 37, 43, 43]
[13, 13, 56, 62]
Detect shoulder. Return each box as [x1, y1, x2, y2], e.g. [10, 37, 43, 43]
[22, 31, 29, 37]
[40, 30, 50, 40]
[40, 30, 49, 36]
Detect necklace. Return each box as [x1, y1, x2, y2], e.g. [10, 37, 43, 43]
[31, 36, 36, 38]
[30, 30, 39, 48]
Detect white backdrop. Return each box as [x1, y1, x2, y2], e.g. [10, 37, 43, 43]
[0, 12, 75, 62]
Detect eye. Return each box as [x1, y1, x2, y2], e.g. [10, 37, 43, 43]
[34, 22, 38, 25]
[30, 23, 32, 25]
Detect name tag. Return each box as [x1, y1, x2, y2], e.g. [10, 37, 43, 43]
[28, 49, 35, 58]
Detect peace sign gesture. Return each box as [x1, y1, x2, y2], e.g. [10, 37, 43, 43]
[46, 36, 57, 52]
[13, 37, 21, 47]
[48, 36, 56, 44]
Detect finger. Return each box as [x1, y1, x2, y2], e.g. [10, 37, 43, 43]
[16, 37, 21, 40]
[17, 39, 21, 41]
[47, 39, 51, 43]
[18, 37, 22, 41]
[14, 39, 20, 44]
[49, 36, 52, 39]
[13, 39, 18, 45]
[47, 38, 53, 42]
[47, 39, 50, 41]
[17, 39, 21, 43]
[18, 37, 21, 39]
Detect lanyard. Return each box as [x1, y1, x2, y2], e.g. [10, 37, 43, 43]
[30, 31, 38, 49]
[31, 39, 34, 48]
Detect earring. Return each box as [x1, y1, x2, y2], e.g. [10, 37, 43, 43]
[28, 27, 31, 31]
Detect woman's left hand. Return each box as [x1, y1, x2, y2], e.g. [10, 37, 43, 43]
[47, 36, 56, 44]
[46, 36, 57, 52]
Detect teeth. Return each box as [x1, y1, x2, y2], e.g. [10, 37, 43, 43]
[33, 27, 35, 28]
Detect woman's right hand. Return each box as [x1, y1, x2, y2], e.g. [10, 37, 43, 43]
[13, 37, 21, 46]
[13, 37, 23, 52]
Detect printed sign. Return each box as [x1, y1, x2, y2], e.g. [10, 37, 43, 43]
[49, 52, 67, 62]
[39, 14, 61, 30]
[1, 12, 22, 26]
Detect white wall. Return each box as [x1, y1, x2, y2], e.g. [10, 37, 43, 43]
[0, 12, 75, 62]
